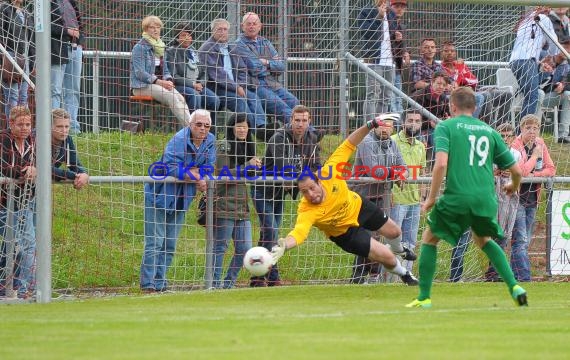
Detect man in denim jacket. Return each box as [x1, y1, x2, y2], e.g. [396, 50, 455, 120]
[234, 12, 300, 126]
[165, 23, 220, 129]
[140, 110, 216, 293]
[198, 18, 270, 140]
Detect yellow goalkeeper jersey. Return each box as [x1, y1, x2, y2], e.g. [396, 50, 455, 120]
[288, 139, 363, 244]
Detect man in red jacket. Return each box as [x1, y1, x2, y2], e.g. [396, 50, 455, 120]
[441, 41, 513, 127]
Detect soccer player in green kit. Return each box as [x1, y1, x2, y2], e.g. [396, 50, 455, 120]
[406, 87, 528, 308]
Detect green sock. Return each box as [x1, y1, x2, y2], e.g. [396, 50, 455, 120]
[418, 243, 437, 301]
[481, 240, 517, 292]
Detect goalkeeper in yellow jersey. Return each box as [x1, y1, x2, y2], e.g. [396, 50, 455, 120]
[270, 113, 418, 286]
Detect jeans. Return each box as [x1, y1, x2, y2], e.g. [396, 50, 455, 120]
[485, 179, 520, 281]
[175, 86, 220, 111]
[511, 205, 536, 282]
[0, 204, 36, 297]
[252, 189, 284, 282]
[390, 71, 404, 115]
[140, 199, 186, 291]
[473, 92, 485, 119]
[390, 203, 421, 272]
[175, 85, 220, 111]
[480, 89, 514, 127]
[1, 52, 29, 119]
[510, 59, 540, 120]
[212, 217, 252, 289]
[539, 90, 570, 138]
[51, 45, 82, 133]
[449, 230, 471, 282]
[213, 86, 266, 129]
[255, 85, 299, 125]
[364, 64, 395, 121]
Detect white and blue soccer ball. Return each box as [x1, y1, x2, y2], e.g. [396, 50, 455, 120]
[243, 246, 273, 277]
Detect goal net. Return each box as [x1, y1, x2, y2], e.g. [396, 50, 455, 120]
[0, 0, 568, 299]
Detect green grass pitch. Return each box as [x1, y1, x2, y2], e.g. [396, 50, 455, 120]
[2, 282, 569, 359]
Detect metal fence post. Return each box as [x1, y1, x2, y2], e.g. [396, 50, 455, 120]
[3, 181, 16, 298]
[92, 51, 100, 134]
[204, 180, 215, 289]
[339, 0, 349, 137]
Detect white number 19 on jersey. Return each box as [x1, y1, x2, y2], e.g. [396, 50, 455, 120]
[468, 135, 489, 167]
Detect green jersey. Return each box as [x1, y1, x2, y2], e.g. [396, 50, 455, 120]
[433, 115, 515, 215]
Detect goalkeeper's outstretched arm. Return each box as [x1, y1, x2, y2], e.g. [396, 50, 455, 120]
[347, 113, 401, 147]
[271, 236, 298, 264]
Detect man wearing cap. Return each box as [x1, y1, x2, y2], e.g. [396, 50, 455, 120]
[358, 1, 407, 120]
[349, 110, 416, 284]
[538, 35, 570, 143]
[389, 0, 410, 114]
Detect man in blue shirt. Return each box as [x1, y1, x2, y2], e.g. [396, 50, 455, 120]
[140, 110, 216, 293]
[234, 12, 300, 126]
[199, 18, 271, 140]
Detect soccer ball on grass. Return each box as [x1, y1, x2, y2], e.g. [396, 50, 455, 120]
[243, 246, 273, 276]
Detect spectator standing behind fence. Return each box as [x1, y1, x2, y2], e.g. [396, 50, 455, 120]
[509, 7, 559, 121]
[509, 114, 555, 282]
[547, 7, 569, 40]
[50, 108, 88, 189]
[199, 18, 271, 141]
[165, 23, 221, 131]
[350, 114, 416, 284]
[0, 106, 36, 299]
[390, 109, 426, 274]
[357, 0, 397, 120]
[388, 0, 410, 115]
[250, 105, 321, 287]
[537, 35, 570, 144]
[540, 7, 569, 60]
[140, 110, 215, 293]
[50, 0, 83, 134]
[411, 38, 443, 92]
[130, 16, 192, 128]
[234, 12, 300, 126]
[485, 123, 522, 282]
[0, 0, 34, 122]
[212, 113, 259, 289]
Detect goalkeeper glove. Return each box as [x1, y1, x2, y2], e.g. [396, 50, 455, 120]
[366, 112, 400, 129]
[271, 238, 287, 265]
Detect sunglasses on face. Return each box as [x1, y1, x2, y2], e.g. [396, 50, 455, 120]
[193, 122, 211, 129]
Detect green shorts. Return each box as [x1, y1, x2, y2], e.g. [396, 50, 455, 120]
[427, 195, 504, 246]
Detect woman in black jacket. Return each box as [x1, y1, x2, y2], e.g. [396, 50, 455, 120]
[212, 113, 259, 289]
[165, 22, 220, 129]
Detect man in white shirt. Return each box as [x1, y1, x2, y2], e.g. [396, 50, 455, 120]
[509, 8, 559, 121]
[358, 0, 396, 120]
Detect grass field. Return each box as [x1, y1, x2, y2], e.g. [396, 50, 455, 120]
[2, 282, 569, 359]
